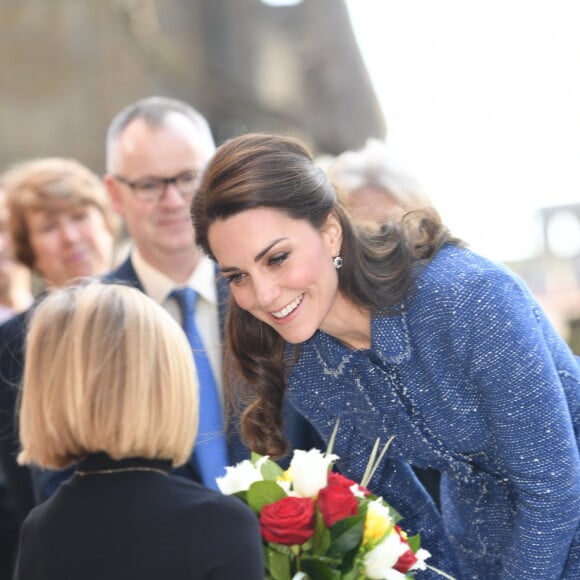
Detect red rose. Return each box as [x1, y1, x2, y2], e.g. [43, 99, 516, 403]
[394, 549, 418, 573]
[393, 525, 417, 572]
[316, 483, 359, 527]
[327, 471, 356, 488]
[327, 471, 371, 496]
[259, 496, 316, 545]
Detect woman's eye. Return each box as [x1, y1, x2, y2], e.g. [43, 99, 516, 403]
[268, 252, 289, 267]
[226, 272, 246, 285]
[71, 210, 89, 222]
[36, 222, 57, 234]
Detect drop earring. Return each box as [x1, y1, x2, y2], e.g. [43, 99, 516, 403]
[333, 255, 343, 269]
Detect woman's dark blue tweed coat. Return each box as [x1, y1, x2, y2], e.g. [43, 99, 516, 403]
[287, 245, 580, 579]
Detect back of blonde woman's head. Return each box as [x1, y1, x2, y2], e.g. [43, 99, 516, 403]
[18, 282, 198, 469]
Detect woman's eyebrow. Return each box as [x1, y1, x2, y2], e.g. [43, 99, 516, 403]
[219, 237, 289, 273]
[254, 238, 287, 262]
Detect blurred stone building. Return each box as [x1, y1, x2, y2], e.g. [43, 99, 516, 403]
[507, 202, 580, 352]
[0, 0, 385, 174]
[1, 0, 578, 351]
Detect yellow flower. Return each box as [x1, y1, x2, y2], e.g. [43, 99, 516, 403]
[278, 467, 294, 483]
[363, 499, 394, 547]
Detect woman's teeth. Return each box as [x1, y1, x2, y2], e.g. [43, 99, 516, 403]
[272, 294, 303, 319]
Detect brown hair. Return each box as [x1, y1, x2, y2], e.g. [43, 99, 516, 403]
[2, 157, 118, 268]
[192, 133, 460, 456]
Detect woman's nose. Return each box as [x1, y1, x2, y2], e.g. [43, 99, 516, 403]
[59, 220, 81, 243]
[253, 275, 280, 308]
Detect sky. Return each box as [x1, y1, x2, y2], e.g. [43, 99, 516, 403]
[344, 1, 580, 263]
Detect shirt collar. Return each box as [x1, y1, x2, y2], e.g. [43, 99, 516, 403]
[131, 248, 217, 306]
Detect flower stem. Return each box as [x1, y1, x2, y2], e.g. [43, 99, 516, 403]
[426, 564, 457, 579]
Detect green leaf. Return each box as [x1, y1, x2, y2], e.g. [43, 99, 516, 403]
[311, 509, 331, 555]
[251, 451, 266, 464]
[267, 543, 294, 556]
[407, 533, 421, 553]
[340, 566, 359, 579]
[261, 459, 285, 481]
[247, 480, 287, 513]
[232, 490, 248, 504]
[249, 452, 285, 482]
[300, 557, 342, 579]
[327, 514, 365, 559]
[265, 545, 292, 580]
[339, 557, 360, 580]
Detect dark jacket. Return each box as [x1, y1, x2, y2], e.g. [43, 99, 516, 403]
[0, 309, 35, 522]
[14, 453, 264, 580]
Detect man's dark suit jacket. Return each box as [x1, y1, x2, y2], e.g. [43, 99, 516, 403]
[14, 453, 264, 580]
[0, 309, 35, 522]
[30, 256, 325, 500]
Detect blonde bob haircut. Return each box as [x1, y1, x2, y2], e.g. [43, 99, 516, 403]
[18, 282, 198, 470]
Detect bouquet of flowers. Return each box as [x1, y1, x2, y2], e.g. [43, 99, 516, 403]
[217, 428, 448, 580]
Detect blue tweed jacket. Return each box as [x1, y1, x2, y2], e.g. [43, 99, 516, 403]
[287, 245, 580, 579]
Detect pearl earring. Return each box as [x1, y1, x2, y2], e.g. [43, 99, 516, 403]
[333, 256, 343, 269]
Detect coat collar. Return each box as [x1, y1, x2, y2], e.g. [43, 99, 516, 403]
[306, 309, 411, 371]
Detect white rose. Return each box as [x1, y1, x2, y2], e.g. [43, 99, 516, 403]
[350, 483, 367, 498]
[367, 497, 394, 520]
[363, 531, 408, 580]
[289, 448, 338, 498]
[410, 548, 431, 571]
[216, 456, 268, 494]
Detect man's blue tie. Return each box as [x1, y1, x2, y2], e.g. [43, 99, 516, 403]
[170, 288, 228, 490]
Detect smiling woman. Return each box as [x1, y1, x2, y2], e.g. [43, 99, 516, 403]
[209, 207, 346, 346]
[191, 131, 580, 579]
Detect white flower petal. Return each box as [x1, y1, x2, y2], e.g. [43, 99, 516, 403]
[216, 459, 264, 494]
[363, 532, 408, 579]
[410, 548, 431, 570]
[289, 448, 337, 498]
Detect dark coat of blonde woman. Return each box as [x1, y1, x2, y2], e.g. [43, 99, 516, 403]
[13, 283, 264, 580]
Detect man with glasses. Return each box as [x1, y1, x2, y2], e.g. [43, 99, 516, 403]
[33, 96, 323, 501]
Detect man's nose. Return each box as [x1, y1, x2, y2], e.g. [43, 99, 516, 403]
[159, 181, 186, 207]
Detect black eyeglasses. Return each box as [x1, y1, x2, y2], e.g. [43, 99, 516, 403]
[114, 170, 200, 202]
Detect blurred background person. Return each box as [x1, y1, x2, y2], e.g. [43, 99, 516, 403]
[0, 186, 33, 579]
[0, 157, 117, 577]
[14, 282, 264, 580]
[0, 187, 33, 323]
[323, 138, 431, 225]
